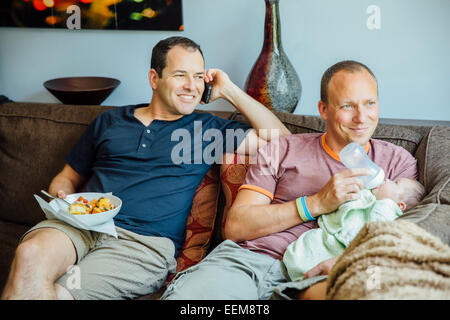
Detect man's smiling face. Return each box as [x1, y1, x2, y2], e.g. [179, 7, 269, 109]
[153, 45, 205, 116]
[320, 69, 379, 151]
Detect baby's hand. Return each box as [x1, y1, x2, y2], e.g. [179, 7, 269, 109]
[303, 257, 338, 279]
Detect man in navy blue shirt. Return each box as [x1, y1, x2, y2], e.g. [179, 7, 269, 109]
[2, 36, 290, 300]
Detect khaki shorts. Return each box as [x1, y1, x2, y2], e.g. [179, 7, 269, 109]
[22, 219, 177, 300]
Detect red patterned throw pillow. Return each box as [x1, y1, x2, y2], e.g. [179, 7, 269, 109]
[219, 154, 250, 238]
[171, 165, 221, 276]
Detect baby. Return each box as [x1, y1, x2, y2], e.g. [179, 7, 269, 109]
[283, 177, 426, 282]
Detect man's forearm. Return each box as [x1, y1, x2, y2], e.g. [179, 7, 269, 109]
[48, 175, 77, 197]
[225, 194, 330, 242]
[225, 200, 302, 242]
[48, 164, 86, 198]
[222, 82, 291, 140]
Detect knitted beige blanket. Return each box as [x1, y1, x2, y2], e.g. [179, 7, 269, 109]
[326, 220, 450, 299]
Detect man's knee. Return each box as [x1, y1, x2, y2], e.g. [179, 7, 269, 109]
[14, 237, 43, 271]
[13, 228, 75, 276]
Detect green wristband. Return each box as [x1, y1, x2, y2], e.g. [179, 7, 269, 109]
[296, 197, 309, 223]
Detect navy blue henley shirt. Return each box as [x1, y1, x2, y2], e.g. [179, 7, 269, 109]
[66, 104, 250, 254]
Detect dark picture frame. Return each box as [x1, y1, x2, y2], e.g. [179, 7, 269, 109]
[0, 0, 183, 31]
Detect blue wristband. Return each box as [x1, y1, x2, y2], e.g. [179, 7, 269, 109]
[301, 196, 316, 221]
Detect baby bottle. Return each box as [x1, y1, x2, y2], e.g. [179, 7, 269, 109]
[339, 142, 385, 189]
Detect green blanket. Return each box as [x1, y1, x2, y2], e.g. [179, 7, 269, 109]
[283, 189, 403, 281]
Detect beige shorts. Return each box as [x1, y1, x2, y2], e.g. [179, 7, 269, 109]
[23, 219, 177, 300]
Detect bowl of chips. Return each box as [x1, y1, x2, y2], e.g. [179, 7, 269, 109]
[64, 192, 122, 227]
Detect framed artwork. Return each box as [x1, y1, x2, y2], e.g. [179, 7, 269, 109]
[0, 0, 183, 31]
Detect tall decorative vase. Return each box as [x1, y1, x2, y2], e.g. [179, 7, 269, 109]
[244, 0, 301, 113]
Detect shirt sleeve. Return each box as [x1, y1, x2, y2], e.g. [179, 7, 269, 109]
[387, 146, 418, 181]
[238, 137, 287, 201]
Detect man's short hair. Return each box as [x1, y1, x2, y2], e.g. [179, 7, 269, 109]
[151, 36, 204, 77]
[320, 60, 377, 105]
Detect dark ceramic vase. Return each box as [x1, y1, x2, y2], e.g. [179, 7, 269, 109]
[245, 0, 301, 113]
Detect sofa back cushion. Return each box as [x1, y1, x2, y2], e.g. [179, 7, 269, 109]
[415, 126, 450, 202]
[398, 126, 450, 245]
[0, 102, 113, 225]
[0, 102, 221, 272]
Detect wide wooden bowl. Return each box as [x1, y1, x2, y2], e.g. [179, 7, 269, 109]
[44, 76, 120, 105]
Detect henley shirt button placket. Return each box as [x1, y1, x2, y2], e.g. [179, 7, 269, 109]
[139, 128, 152, 151]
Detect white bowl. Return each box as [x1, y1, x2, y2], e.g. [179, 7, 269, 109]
[62, 192, 122, 227]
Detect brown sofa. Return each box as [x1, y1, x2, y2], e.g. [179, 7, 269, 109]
[0, 101, 449, 299]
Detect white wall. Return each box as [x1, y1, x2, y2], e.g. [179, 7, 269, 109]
[1, 0, 449, 120]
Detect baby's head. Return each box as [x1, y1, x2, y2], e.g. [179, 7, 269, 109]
[371, 178, 425, 212]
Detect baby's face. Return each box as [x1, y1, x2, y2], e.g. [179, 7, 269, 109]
[371, 178, 411, 203]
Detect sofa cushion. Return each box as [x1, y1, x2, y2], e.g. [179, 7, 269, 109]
[398, 126, 450, 245]
[371, 124, 425, 156]
[399, 203, 450, 246]
[0, 102, 114, 226]
[417, 126, 450, 203]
